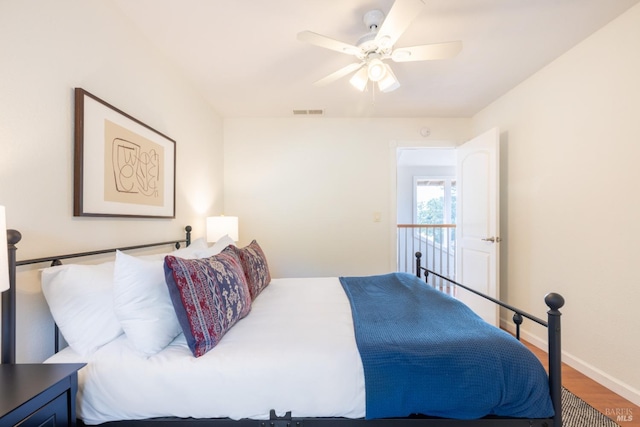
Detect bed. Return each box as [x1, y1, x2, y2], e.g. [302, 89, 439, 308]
[2, 226, 564, 427]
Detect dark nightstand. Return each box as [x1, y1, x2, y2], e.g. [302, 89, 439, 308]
[0, 363, 85, 427]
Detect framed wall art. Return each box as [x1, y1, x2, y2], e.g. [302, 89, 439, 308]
[74, 88, 176, 218]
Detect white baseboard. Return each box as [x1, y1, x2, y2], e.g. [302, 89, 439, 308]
[500, 318, 640, 407]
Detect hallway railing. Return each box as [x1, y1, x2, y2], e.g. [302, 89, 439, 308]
[397, 224, 456, 295]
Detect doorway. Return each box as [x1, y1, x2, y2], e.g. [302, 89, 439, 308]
[390, 128, 500, 325]
[396, 148, 457, 291]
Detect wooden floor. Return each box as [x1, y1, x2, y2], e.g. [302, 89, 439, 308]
[524, 341, 639, 426]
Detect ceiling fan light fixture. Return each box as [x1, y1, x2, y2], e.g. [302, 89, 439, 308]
[378, 63, 400, 92]
[367, 58, 386, 82]
[349, 66, 369, 91]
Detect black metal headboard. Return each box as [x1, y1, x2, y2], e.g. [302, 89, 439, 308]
[1, 225, 192, 364]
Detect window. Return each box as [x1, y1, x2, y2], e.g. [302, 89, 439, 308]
[415, 177, 456, 245]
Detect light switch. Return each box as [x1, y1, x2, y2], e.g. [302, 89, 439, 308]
[373, 212, 381, 222]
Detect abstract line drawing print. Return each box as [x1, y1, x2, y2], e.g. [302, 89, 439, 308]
[111, 138, 160, 198]
[75, 88, 174, 217]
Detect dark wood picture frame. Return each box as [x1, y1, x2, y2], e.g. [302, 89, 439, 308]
[74, 88, 176, 218]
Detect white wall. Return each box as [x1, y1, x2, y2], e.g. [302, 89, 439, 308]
[224, 118, 470, 278]
[472, 3, 640, 405]
[0, 0, 224, 362]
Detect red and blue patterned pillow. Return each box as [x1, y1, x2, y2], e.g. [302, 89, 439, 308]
[232, 240, 271, 300]
[164, 247, 251, 357]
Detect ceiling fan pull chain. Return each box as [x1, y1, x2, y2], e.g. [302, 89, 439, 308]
[371, 81, 376, 104]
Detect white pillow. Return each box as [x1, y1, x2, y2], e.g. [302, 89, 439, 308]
[113, 251, 182, 356]
[172, 237, 208, 258]
[41, 262, 123, 357]
[194, 234, 235, 258]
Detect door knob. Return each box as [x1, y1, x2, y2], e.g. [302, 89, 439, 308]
[481, 237, 502, 243]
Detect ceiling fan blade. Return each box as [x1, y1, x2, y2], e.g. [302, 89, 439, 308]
[391, 41, 462, 62]
[297, 31, 360, 56]
[375, 0, 425, 48]
[313, 62, 364, 86]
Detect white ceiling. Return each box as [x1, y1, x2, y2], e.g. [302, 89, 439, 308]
[110, 0, 639, 118]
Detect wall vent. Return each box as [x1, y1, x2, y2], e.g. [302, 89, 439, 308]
[292, 109, 324, 116]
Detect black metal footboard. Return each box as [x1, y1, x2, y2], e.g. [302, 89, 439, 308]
[415, 251, 564, 427]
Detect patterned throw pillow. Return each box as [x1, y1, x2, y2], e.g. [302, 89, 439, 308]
[164, 248, 251, 357]
[233, 240, 271, 300]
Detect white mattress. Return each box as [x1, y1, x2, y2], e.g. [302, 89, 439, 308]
[46, 277, 366, 425]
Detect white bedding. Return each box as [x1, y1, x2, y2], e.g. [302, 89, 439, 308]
[46, 277, 366, 425]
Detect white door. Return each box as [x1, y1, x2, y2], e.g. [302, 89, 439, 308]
[456, 127, 500, 325]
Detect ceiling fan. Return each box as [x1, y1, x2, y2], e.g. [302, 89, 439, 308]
[297, 0, 462, 93]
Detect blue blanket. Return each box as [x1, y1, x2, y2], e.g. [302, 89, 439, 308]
[339, 273, 554, 420]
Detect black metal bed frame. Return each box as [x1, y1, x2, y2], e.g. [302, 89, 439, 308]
[2, 229, 563, 427]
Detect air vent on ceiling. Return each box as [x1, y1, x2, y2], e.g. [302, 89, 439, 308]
[293, 109, 324, 116]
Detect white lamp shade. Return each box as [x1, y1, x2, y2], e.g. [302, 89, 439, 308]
[378, 64, 400, 93]
[0, 206, 10, 292]
[367, 59, 386, 82]
[206, 216, 239, 242]
[349, 66, 369, 92]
